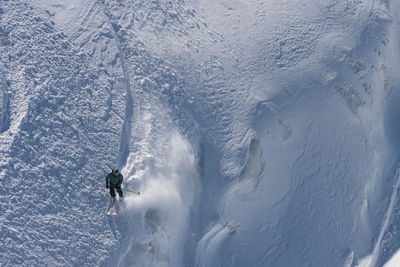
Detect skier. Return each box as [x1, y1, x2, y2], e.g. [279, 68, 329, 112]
[106, 168, 124, 200]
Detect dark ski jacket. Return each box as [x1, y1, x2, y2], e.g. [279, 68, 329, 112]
[106, 172, 123, 187]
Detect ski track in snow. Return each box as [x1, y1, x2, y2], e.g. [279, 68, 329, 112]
[2, 0, 400, 266]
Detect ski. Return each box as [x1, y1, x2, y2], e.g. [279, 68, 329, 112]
[111, 208, 118, 216]
[106, 198, 116, 216]
[106, 198, 123, 216]
[112, 199, 124, 215]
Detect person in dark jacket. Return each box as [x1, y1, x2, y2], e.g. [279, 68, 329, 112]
[106, 168, 123, 199]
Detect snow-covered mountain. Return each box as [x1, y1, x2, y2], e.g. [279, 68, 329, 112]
[1, 0, 400, 266]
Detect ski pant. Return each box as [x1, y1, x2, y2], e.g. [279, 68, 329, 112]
[109, 185, 123, 198]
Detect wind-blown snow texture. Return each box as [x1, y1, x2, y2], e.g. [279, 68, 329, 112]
[1, 0, 400, 266]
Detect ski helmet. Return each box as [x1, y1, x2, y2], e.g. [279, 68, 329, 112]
[112, 168, 120, 175]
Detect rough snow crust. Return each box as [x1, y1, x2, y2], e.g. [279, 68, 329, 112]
[1, 0, 400, 266]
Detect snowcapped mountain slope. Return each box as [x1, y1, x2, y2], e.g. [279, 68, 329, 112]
[1, 0, 400, 266]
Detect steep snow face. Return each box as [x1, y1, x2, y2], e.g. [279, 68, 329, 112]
[180, 0, 398, 266]
[2, 0, 400, 266]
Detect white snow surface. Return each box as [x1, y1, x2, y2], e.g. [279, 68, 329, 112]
[1, 0, 400, 266]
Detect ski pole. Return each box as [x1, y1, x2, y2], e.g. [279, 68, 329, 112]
[101, 166, 108, 190]
[101, 165, 109, 175]
[124, 188, 140, 195]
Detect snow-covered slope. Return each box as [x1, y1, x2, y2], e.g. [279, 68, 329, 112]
[1, 0, 400, 266]
[0, 1, 126, 265]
